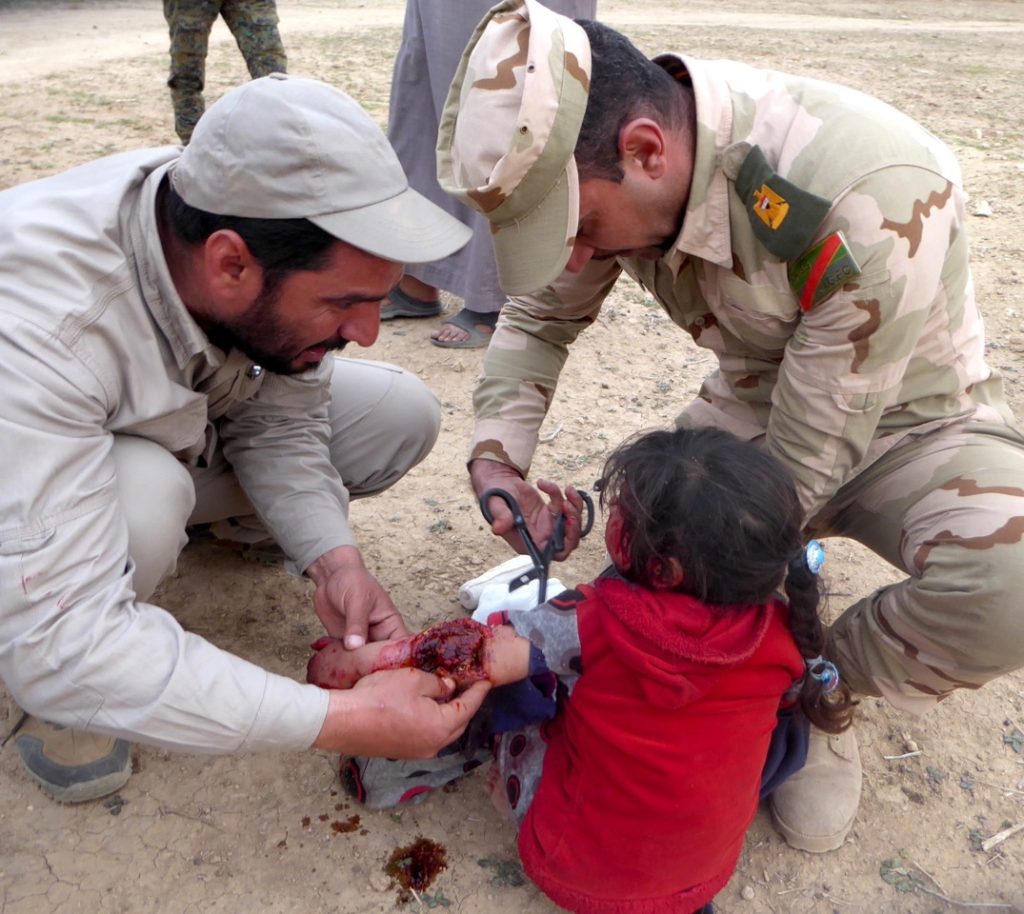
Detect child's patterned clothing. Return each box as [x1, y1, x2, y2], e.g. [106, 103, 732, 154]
[345, 577, 805, 914]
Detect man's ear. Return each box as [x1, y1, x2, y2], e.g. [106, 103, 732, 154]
[619, 118, 667, 179]
[202, 229, 262, 314]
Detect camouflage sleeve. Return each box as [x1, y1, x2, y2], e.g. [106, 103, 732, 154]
[469, 257, 621, 474]
[768, 164, 969, 516]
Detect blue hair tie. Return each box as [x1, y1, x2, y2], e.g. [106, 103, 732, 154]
[804, 539, 825, 575]
[806, 655, 840, 694]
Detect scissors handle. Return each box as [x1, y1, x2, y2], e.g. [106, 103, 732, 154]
[578, 490, 596, 538]
[478, 487, 524, 527]
[477, 486, 595, 606]
[479, 487, 594, 543]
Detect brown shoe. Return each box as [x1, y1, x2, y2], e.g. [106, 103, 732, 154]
[13, 715, 131, 803]
[770, 725, 861, 852]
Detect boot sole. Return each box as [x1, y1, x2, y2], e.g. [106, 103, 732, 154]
[24, 764, 131, 804]
[15, 733, 132, 804]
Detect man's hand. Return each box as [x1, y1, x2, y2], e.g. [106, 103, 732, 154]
[469, 458, 587, 561]
[306, 545, 407, 649]
[311, 668, 491, 758]
[307, 620, 531, 691]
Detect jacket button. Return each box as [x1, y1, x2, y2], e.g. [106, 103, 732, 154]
[247, 364, 264, 379]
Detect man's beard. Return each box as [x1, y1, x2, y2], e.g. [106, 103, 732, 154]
[207, 281, 346, 375]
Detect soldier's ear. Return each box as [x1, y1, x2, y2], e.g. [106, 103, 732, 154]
[619, 118, 666, 179]
[203, 229, 262, 315]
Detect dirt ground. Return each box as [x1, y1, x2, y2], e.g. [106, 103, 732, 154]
[1, 1, 1023, 912]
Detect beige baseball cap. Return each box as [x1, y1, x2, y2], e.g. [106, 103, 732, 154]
[437, 0, 591, 296]
[171, 73, 471, 264]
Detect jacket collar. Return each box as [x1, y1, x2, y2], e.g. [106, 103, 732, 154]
[129, 161, 226, 374]
[652, 54, 736, 273]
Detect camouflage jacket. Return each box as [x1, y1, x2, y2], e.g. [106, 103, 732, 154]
[470, 55, 1013, 518]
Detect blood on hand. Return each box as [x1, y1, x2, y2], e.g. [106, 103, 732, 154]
[307, 618, 494, 691]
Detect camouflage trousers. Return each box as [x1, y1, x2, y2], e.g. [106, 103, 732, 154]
[163, 0, 287, 143]
[805, 420, 1024, 714]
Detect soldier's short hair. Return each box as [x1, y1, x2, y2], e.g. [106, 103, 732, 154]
[575, 19, 688, 183]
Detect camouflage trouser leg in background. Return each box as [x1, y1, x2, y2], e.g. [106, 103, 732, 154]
[164, 0, 220, 143]
[163, 0, 287, 145]
[219, 0, 287, 82]
[810, 421, 1024, 714]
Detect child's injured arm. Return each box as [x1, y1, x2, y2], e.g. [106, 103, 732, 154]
[307, 618, 531, 692]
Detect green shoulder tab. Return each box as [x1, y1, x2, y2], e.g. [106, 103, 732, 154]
[734, 145, 831, 262]
[788, 230, 862, 311]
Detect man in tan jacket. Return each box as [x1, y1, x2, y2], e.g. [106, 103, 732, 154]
[0, 74, 488, 803]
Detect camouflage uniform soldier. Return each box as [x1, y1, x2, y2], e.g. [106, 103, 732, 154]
[164, 0, 288, 144]
[436, 0, 1024, 854]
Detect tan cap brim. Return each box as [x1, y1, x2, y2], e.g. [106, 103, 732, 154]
[310, 185, 472, 265]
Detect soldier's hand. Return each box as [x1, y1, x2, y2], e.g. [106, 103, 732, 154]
[469, 459, 583, 560]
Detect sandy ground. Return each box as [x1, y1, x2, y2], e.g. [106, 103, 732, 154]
[1, 1, 1023, 912]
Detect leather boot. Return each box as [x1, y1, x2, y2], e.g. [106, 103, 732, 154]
[770, 725, 861, 852]
[13, 715, 131, 803]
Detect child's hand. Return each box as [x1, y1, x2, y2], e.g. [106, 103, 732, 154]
[482, 623, 532, 686]
[307, 636, 405, 690]
[306, 619, 531, 691]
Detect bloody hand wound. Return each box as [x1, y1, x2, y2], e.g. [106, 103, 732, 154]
[307, 618, 493, 691]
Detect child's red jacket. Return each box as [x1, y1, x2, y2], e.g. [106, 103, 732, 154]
[518, 575, 804, 913]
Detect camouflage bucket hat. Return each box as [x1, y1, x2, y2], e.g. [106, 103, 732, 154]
[172, 74, 471, 264]
[437, 0, 591, 296]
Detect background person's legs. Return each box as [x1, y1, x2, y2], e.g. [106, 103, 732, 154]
[163, 0, 221, 143]
[219, 0, 287, 80]
[384, 0, 597, 347]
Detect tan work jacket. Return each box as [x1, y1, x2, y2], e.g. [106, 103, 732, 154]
[0, 149, 342, 751]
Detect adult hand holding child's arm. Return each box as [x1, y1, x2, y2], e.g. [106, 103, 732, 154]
[307, 618, 531, 691]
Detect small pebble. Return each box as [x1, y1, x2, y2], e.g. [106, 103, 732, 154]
[905, 739, 919, 753]
[741, 885, 755, 901]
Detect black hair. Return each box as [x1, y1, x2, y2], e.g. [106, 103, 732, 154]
[573, 19, 691, 182]
[162, 182, 338, 295]
[598, 426, 855, 732]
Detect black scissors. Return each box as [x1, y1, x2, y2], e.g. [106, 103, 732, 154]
[478, 487, 595, 603]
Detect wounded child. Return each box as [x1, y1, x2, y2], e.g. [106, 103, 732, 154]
[308, 426, 855, 914]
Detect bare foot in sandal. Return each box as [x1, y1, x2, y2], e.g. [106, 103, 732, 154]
[430, 307, 498, 349]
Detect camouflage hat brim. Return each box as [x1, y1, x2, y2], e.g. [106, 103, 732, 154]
[489, 152, 580, 295]
[436, 0, 591, 296]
